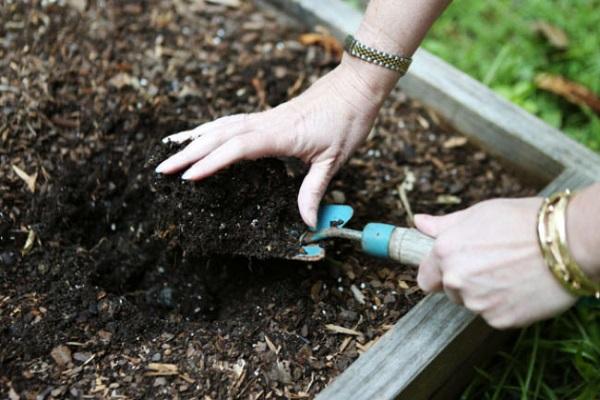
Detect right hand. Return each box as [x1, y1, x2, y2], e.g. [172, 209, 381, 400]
[155, 57, 395, 227]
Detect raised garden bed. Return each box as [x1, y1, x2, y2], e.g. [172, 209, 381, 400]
[1, 0, 599, 399]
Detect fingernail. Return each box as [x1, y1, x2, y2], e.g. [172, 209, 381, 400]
[155, 161, 169, 173]
[181, 171, 192, 180]
[161, 137, 172, 144]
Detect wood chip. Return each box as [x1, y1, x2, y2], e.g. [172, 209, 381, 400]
[12, 165, 37, 193]
[8, 387, 19, 400]
[442, 136, 468, 149]
[349, 284, 365, 304]
[180, 372, 195, 384]
[264, 334, 279, 355]
[338, 336, 352, 353]
[145, 363, 179, 376]
[109, 73, 140, 89]
[50, 345, 72, 367]
[325, 324, 362, 337]
[21, 229, 36, 256]
[251, 77, 268, 109]
[356, 338, 379, 354]
[398, 280, 409, 290]
[398, 168, 416, 226]
[66, 0, 86, 12]
[206, 0, 241, 7]
[436, 195, 461, 205]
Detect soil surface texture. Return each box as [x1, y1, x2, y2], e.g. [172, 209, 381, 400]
[0, 1, 537, 399]
[149, 145, 305, 260]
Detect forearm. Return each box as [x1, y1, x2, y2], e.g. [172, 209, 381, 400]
[567, 183, 600, 280]
[339, 0, 451, 103]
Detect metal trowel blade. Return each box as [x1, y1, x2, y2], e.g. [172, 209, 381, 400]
[289, 204, 355, 262]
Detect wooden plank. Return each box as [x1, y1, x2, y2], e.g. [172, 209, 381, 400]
[538, 168, 595, 195]
[267, 0, 361, 39]
[400, 52, 600, 183]
[317, 293, 476, 400]
[266, 0, 600, 183]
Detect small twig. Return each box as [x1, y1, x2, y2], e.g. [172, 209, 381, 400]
[398, 168, 416, 227]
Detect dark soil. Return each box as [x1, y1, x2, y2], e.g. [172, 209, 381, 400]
[0, 0, 537, 399]
[149, 145, 305, 259]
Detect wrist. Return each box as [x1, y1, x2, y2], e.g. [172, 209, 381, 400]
[337, 53, 399, 110]
[567, 186, 600, 280]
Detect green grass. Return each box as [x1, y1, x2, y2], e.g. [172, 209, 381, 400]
[423, 0, 600, 151]
[462, 303, 600, 399]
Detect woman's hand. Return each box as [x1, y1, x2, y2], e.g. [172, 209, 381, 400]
[155, 58, 396, 227]
[415, 198, 577, 329]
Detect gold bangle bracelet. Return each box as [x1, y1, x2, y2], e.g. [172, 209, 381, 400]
[537, 190, 600, 298]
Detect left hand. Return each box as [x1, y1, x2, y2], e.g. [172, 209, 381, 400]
[414, 197, 577, 329]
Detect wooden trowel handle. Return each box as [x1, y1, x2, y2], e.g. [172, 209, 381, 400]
[360, 223, 434, 266]
[388, 227, 434, 266]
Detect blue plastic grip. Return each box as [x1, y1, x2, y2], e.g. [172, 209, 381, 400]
[361, 223, 395, 258]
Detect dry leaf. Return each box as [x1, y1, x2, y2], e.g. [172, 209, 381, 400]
[12, 165, 37, 193]
[442, 136, 468, 149]
[298, 32, 343, 60]
[535, 73, 600, 115]
[531, 21, 568, 49]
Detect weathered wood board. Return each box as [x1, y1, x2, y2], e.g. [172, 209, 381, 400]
[263, 0, 600, 398]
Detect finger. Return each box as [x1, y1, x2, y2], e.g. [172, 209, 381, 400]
[417, 253, 443, 292]
[297, 161, 335, 228]
[156, 117, 255, 174]
[162, 127, 198, 144]
[156, 129, 245, 174]
[414, 209, 468, 238]
[162, 114, 249, 144]
[181, 131, 288, 180]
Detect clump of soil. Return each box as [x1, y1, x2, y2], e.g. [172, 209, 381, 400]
[0, 0, 537, 399]
[149, 144, 305, 259]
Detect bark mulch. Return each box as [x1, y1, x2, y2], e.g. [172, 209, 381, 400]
[0, 0, 536, 398]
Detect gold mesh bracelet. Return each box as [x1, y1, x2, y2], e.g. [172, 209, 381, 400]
[344, 35, 412, 76]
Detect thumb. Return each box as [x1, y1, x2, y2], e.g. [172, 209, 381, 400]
[297, 162, 334, 228]
[414, 209, 468, 238]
